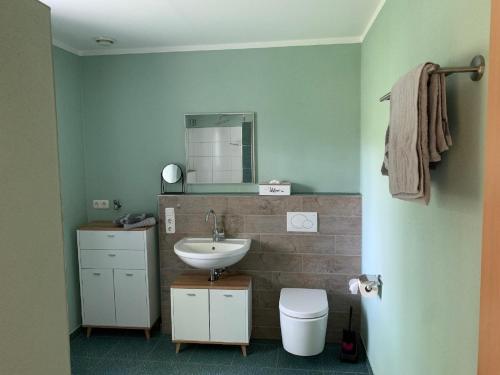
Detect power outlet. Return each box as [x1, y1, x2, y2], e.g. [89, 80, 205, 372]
[165, 207, 175, 233]
[93, 200, 110, 209]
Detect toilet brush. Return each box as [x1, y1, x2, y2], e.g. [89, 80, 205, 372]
[340, 306, 358, 362]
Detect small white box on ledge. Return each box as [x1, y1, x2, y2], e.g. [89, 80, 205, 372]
[258, 181, 291, 196]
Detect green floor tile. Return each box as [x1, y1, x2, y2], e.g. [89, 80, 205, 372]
[277, 369, 323, 375]
[70, 336, 120, 358]
[93, 358, 148, 375]
[276, 348, 326, 371]
[147, 338, 194, 362]
[188, 344, 239, 365]
[236, 343, 278, 368]
[107, 337, 160, 359]
[71, 356, 102, 375]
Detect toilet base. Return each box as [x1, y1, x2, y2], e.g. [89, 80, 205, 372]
[280, 312, 328, 356]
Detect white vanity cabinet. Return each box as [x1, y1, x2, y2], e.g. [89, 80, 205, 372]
[170, 272, 252, 356]
[77, 223, 159, 338]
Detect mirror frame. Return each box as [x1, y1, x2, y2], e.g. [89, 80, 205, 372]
[184, 112, 256, 184]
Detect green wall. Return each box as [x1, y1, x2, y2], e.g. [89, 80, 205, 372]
[360, 1, 490, 375]
[80, 45, 361, 220]
[53, 47, 87, 333]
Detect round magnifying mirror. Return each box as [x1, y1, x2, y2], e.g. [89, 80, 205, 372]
[162, 164, 182, 183]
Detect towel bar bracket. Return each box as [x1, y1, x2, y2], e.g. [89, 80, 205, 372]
[379, 54, 486, 102]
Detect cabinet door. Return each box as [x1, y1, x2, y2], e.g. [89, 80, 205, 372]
[114, 269, 149, 327]
[210, 289, 248, 343]
[171, 288, 209, 341]
[80, 269, 116, 326]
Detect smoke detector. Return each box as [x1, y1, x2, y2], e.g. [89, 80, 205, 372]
[94, 37, 115, 46]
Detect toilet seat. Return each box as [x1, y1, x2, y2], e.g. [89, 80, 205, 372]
[279, 288, 328, 319]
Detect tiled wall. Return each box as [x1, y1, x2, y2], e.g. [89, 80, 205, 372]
[158, 194, 362, 342]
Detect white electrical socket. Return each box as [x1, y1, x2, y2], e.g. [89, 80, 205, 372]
[93, 200, 110, 209]
[165, 207, 175, 233]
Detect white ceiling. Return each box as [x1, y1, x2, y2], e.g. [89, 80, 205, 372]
[41, 0, 385, 56]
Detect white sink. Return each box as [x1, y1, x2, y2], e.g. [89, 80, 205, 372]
[174, 237, 251, 269]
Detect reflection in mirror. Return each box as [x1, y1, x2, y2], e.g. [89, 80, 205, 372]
[162, 164, 182, 183]
[161, 163, 184, 194]
[185, 113, 255, 184]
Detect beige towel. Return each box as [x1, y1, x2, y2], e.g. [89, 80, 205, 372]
[381, 63, 451, 205]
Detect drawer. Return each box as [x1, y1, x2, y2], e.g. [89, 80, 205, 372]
[78, 230, 145, 250]
[80, 250, 145, 269]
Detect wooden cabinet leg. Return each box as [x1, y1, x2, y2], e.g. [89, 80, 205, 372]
[144, 329, 150, 340]
[241, 345, 247, 357]
[175, 343, 181, 354]
[86, 327, 92, 338]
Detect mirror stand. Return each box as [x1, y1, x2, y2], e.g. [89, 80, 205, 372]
[160, 164, 185, 194]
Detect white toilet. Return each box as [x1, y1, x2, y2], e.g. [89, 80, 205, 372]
[279, 288, 329, 356]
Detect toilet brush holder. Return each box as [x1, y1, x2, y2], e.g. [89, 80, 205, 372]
[340, 306, 358, 362]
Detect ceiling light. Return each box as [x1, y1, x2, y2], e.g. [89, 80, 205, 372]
[94, 37, 115, 46]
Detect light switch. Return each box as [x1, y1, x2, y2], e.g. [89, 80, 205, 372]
[165, 207, 175, 233]
[287, 212, 318, 232]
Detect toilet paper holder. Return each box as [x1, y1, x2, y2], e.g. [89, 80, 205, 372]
[358, 274, 381, 292]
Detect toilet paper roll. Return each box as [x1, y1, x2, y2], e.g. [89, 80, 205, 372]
[348, 278, 359, 294]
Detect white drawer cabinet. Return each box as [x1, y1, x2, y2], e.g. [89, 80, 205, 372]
[77, 224, 159, 339]
[171, 273, 252, 356]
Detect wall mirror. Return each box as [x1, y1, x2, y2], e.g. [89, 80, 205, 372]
[185, 113, 255, 184]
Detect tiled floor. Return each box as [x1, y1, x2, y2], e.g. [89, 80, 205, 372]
[70, 329, 372, 375]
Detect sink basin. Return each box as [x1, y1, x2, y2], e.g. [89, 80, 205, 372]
[174, 237, 251, 269]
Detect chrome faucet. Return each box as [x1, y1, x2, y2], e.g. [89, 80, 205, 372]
[205, 209, 225, 242]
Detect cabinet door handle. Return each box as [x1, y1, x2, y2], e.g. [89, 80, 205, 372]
[107, 234, 115, 238]
[107, 253, 116, 257]
[223, 294, 233, 298]
[93, 272, 101, 276]
[125, 273, 134, 276]
[187, 293, 196, 297]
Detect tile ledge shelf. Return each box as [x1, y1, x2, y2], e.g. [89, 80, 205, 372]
[158, 192, 361, 197]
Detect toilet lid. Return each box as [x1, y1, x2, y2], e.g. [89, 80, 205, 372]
[279, 288, 328, 319]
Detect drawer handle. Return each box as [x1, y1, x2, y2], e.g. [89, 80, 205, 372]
[93, 272, 101, 276]
[107, 234, 115, 238]
[107, 254, 117, 257]
[223, 294, 233, 298]
[125, 273, 134, 276]
[187, 293, 196, 297]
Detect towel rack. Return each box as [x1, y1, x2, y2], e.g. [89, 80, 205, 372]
[379, 55, 486, 102]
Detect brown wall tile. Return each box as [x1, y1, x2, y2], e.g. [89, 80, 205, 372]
[227, 196, 303, 215]
[303, 195, 361, 216]
[302, 255, 361, 274]
[244, 215, 286, 233]
[157, 194, 362, 341]
[236, 253, 302, 272]
[319, 216, 361, 235]
[260, 234, 335, 254]
[254, 308, 280, 326]
[159, 195, 228, 215]
[335, 235, 361, 255]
